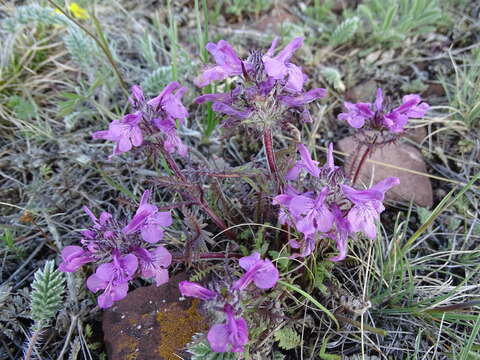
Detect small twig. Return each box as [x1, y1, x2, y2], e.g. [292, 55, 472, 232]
[23, 326, 42, 360]
[0, 336, 15, 360]
[56, 314, 79, 360]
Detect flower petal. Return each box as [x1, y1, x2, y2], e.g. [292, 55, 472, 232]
[207, 324, 230, 353]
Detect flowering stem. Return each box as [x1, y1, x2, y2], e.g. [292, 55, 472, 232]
[159, 145, 187, 182]
[351, 136, 377, 185]
[263, 127, 282, 192]
[199, 200, 237, 241]
[159, 143, 236, 240]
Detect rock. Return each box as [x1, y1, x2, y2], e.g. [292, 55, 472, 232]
[345, 80, 378, 103]
[251, 5, 297, 33]
[338, 137, 433, 208]
[404, 126, 427, 145]
[102, 274, 208, 360]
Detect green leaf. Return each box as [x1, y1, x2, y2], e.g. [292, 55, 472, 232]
[274, 326, 301, 350]
[30, 260, 65, 325]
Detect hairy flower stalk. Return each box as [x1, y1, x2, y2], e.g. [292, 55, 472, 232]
[194, 37, 326, 193]
[263, 127, 282, 191]
[351, 134, 377, 185]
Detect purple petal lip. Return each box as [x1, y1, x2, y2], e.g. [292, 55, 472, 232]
[233, 253, 279, 291]
[179, 281, 217, 300]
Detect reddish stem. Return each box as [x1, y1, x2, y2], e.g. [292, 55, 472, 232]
[351, 136, 377, 185]
[160, 145, 187, 182]
[263, 127, 282, 192]
[158, 140, 236, 240]
[199, 201, 237, 241]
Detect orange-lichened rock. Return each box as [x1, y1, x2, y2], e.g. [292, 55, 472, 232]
[102, 274, 207, 360]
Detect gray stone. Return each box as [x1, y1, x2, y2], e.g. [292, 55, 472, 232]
[338, 137, 433, 208]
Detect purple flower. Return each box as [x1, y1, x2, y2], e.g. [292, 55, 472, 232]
[289, 235, 317, 258]
[195, 40, 244, 87]
[289, 186, 334, 236]
[154, 118, 188, 157]
[82, 206, 112, 229]
[130, 85, 145, 106]
[148, 82, 188, 122]
[92, 112, 143, 158]
[327, 204, 351, 262]
[285, 143, 320, 180]
[134, 246, 172, 286]
[273, 185, 301, 226]
[86, 251, 138, 308]
[59, 245, 94, 272]
[324, 143, 338, 174]
[278, 88, 327, 107]
[211, 102, 252, 119]
[338, 88, 429, 133]
[178, 281, 218, 300]
[207, 304, 249, 353]
[123, 190, 173, 243]
[383, 94, 429, 133]
[232, 252, 279, 291]
[262, 37, 305, 92]
[338, 102, 374, 128]
[341, 177, 400, 239]
[194, 38, 326, 132]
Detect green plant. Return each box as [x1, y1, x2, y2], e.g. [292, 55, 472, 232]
[224, 0, 271, 19]
[439, 53, 480, 128]
[274, 326, 301, 350]
[30, 260, 65, 327]
[24, 260, 65, 359]
[328, 16, 360, 47]
[358, 0, 443, 46]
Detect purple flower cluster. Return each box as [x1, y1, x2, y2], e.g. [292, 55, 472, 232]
[194, 37, 326, 129]
[338, 88, 429, 133]
[274, 143, 400, 260]
[59, 190, 173, 308]
[179, 252, 279, 353]
[92, 83, 188, 159]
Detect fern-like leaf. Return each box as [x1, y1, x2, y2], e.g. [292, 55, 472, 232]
[30, 260, 65, 325]
[141, 66, 173, 95]
[329, 16, 360, 47]
[2, 5, 70, 32]
[321, 67, 345, 92]
[274, 326, 301, 350]
[63, 28, 100, 72]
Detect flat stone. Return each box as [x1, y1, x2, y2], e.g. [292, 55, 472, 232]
[338, 137, 433, 208]
[102, 274, 208, 360]
[345, 79, 378, 103]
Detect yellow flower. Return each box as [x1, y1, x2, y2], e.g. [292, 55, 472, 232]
[69, 2, 89, 20]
